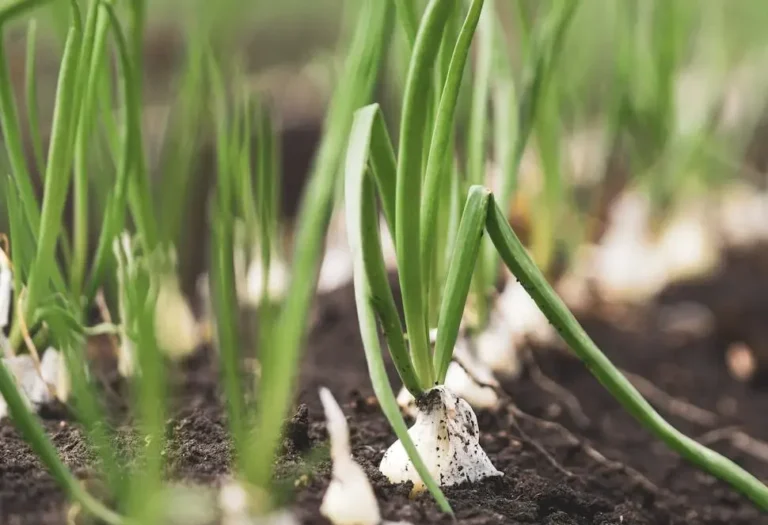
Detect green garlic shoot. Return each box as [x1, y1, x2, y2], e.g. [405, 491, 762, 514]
[114, 233, 201, 377]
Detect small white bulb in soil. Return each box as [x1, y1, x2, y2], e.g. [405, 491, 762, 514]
[0, 348, 69, 419]
[118, 337, 137, 378]
[554, 248, 594, 312]
[218, 480, 299, 525]
[155, 274, 201, 359]
[381, 386, 501, 491]
[474, 279, 556, 376]
[718, 184, 768, 247]
[243, 255, 290, 307]
[40, 348, 70, 403]
[0, 246, 11, 331]
[656, 204, 720, 284]
[316, 211, 355, 293]
[319, 387, 381, 525]
[317, 246, 355, 294]
[589, 191, 667, 303]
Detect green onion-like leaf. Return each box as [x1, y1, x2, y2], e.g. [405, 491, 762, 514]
[345, 105, 451, 514]
[433, 185, 489, 383]
[250, 0, 392, 492]
[396, 0, 457, 390]
[211, 203, 250, 478]
[346, 104, 421, 396]
[24, 19, 44, 176]
[84, 0, 141, 304]
[24, 23, 82, 322]
[71, 0, 112, 297]
[420, 0, 486, 323]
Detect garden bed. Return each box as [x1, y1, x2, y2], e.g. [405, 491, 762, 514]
[3, 245, 768, 524]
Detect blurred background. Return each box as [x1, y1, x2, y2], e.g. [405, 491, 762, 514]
[4, 0, 768, 305]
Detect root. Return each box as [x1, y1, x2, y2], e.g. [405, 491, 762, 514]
[697, 426, 768, 464]
[507, 411, 576, 478]
[542, 344, 720, 429]
[523, 348, 591, 429]
[620, 369, 720, 427]
[507, 404, 675, 501]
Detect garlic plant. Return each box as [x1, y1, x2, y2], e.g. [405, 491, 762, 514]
[114, 234, 201, 377]
[583, 189, 721, 304]
[0, 248, 70, 418]
[319, 387, 382, 525]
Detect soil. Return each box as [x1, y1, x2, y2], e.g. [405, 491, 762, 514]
[3, 250, 768, 524]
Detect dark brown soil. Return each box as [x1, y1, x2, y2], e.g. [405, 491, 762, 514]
[3, 249, 768, 524]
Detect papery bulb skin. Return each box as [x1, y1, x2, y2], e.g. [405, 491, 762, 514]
[657, 208, 720, 283]
[218, 480, 300, 525]
[590, 191, 667, 303]
[0, 247, 11, 331]
[443, 363, 498, 410]
[718, 185, 768, 247]
[0, 353, 53, 419]
[40, 348, 70, 402]
[317, 247, 355, 294]
[399, 333, 499, 415]
[118, 338, 136, 378]
[380, 386, 501, 491]
[155, 275, 200, 359]
[319, 387, 381, 525]
[475, 279, 556, 377]
[244, 257, 290, 307]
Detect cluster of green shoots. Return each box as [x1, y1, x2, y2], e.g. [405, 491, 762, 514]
[342, 0, 768, 513]
[0, 0, 767, 524]
[0, 0, 390, 522]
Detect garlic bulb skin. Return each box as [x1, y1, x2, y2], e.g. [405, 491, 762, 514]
[590, 191, 667, 303]
[244, 257, 290, 306]
[397, 361, 498, 419]
[657, 207, 720, 283]
[218, 480, 299, 525]
[118, 337, 136, 378]
[398, 332, 499, 416]
[319, 387, 381, 525]
[0, 352, 57, 419]
[0, 246, 11, 331]
[718, 184, 768, 247]
[317, 246, 355, 294]
[154, 275, 200, 359]
[380, 386, 501, 490]
[40, 348, 70, 403]
[475, 279, 555, 376]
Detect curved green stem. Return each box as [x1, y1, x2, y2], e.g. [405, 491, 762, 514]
[484, 194, 768, 512]
[396, 0, 456, 390]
